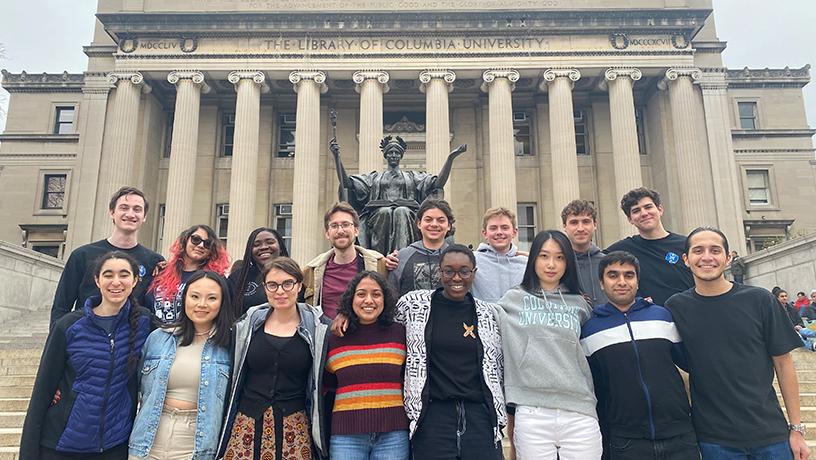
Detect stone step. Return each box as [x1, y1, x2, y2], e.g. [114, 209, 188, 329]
[0, 377, 34, 388]
[0, 388, 31, 399]
[0, 447, 17, 460]
[0, 429, 20, 448]
[0, 400, 27, 413]
[776, 381, 816, 393]
[0, 367, 37, 377]
[0, 414, 24, 429]
[0, 358, 41, 368]
[0, 350, 42, 360]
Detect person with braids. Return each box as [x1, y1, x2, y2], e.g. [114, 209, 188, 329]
[227, 227, 289, 314]
[129, 271, 234, 460]
[146, 225, 230, 324]
[21, 251, 153, 460]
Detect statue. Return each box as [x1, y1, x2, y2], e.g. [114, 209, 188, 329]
[330, 135, 467, 255]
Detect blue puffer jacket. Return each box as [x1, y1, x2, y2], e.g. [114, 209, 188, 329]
[20, 297, 153, 458]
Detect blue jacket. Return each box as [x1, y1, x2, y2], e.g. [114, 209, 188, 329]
[21, 297, 152, 458]
[579, 298, 693, 440]
[129, 328, 231, 459]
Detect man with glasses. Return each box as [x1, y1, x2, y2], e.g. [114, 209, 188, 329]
[301, 202, 387, 318]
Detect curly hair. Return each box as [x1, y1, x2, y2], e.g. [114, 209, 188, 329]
[561, 199, 597, 225]
[620, 187, 662, 217]
[336, 271, 397, 334]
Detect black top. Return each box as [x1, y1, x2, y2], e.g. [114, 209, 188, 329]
[783, 303, 804, 327]
[144, 270, 195, 324]
[49, 239, 164, 330]
[606, 233, 693, 306]
[239, 331, 312, 418]
[227, 264, 269, 314]
[426, 291, 483, 402]
[665, 283, 803, 448]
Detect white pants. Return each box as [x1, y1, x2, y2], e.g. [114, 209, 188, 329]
[129, 407, 197, 460]
[513, 406, 602, 460]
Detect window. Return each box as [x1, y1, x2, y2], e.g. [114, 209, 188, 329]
[163, 113, 174, 158]
[274, 203, 293, 254]
[746, 170, 770, 205]
[574, 110, 589, 155]
[216, 204, 229, 242]
[517, 203, 537, 252]
[277, 113, 297, 157]
[32, 245, 60, 258]
[221, 113, 235, 157]
[738, 102, 758, 130]
[156, 204, 166, 251]
[53, 107, 75, 134]
[635, 107, 647, 155]
[41, 174, 67, 209]
[513, 112, 532, 156]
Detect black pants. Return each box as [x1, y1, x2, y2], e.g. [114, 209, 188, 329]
[608, 431, 700, 460]
[412, 399, 502, 460]
[40, 443, 127, 460]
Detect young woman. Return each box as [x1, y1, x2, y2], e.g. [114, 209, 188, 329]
[217, 257, 330, 459]
[128, 270, 234, 460]
[228, 227, 289, 314]
[324, 271, 409, 459]
[21, 251, 153, 460]
[146, 225, 230, 324]
[496, 230, 601, 459]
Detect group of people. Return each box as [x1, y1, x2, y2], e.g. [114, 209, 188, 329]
[19, 184, 809, 460]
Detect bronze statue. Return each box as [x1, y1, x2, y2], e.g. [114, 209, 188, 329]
[330, 135, 467, 255]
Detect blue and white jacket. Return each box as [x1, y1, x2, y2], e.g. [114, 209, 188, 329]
[128, 328, 231, 459]
[579, 298, 693, 440]
[21, 297, 152, 458]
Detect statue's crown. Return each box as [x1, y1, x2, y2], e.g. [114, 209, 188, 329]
[379, 135, 408, 154]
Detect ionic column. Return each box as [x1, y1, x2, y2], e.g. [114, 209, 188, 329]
[226, 71, 269, 258]
[419, 69, 455, 190]
[481, 69, 520, 211]
[354, 70, 390, 173]
[541, 68, 581, 220]
[163, 71, 210, 254]
[289, 70, 328, 263]
[660, 68, 716, 231]
[604, 67, 644, 236]
[94, 72, 150, 237]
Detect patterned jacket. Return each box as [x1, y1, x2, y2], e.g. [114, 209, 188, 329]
[396, 289, 506, 443]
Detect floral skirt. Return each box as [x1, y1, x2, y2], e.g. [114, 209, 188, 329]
[223, 407, 312, 460]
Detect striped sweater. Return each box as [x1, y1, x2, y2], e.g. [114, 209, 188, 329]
[325, 322, 410, 435]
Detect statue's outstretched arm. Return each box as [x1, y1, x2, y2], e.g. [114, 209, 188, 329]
[436, 144, 467, 187]
[330, 138, 351, 188]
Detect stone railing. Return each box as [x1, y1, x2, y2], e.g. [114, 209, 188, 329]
[738, 232, 816, 294]
[0, 241, 64, 322]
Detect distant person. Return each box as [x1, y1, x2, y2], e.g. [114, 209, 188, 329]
[49, 186, 164, 330]
[806, 290, 816, 321]
[795, 291, 810, 317]
[227, 227, 288, 314]
[561, 200, 607, 306]
[729, 250, 746, 284]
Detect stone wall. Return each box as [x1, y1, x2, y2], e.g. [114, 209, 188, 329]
[0, 241, 64, 322]
[741, 232, 816, 294]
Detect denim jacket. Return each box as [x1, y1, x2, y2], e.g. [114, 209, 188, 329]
[129, 328, 231, 460]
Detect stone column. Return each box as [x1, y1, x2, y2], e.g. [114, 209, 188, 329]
[225, 71, 268, 258]
[419, 69, 455, 192]
[541, 68, 581, 220]
[661, 67, 716, 231]
[353, 70, 390, 173]
[289, 70, 328, 264]
[94, 72, 150, 237]
[481, 69, 520, 211]
[604, 67, 644, 236]
[163, 71, 209, 253]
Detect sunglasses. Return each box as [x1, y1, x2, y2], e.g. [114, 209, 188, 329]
[189, 234, 213, 249]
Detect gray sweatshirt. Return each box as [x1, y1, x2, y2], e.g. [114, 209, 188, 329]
[574, 243, 608, 306]
[495, 285, 597, 419]
[472, 243, 528, 302]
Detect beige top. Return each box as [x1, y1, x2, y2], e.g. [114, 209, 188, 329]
[165, 338, 205, 403]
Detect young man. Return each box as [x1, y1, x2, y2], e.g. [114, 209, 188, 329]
[49, 186, 164, 329]
[665, 227, 808, 459]
[729, 250, 746, 284]
[471, 207, 528, 303]
[300, 202, 387, 319]
[580, 251, 697, 459]
[388, 199, 453, 296]
[562, 200, 607, 306]
[606, 187, 693, 306]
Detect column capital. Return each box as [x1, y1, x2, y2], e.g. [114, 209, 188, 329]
[480, 68, 520, 92]
[289, 70, 328, 93]
[600, 67, 642, 91]
[419, 69, 456, 93]
[658, 67, 702, 90]
[167, 70, 211, 94]
[227, 70, 270, 93]
[353, 70, 390, 94]
[539, 68, 581, 91]
[107, 71, 151, 94]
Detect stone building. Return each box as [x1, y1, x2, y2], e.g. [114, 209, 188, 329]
[0, 0, 814, 263]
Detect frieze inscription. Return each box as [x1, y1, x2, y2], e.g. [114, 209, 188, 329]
[195, 0, 561, 10]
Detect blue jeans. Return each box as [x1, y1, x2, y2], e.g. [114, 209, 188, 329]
[330, 430, 409, 460]
[698, 440, 792, 460]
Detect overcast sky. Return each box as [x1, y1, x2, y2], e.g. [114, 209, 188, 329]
[1, 0, 815, 130]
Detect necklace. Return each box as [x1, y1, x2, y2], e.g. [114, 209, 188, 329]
[194, 328, 213, 336]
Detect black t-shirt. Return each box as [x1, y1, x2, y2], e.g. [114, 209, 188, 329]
[427, 291, 483, 402]
[227, 264, 269, 314]
[50, 239, 164, 330]
[606, 233, 693, 306]
[665, 283, 803, 448]
[144, 270, 196, 324]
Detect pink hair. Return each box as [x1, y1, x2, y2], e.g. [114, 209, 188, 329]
[148, 236, 230, 301]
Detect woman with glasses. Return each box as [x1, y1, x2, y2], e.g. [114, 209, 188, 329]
[228, 227, 289, 315]
[217, 257, 330, 459]
[146, 225, 230, 324]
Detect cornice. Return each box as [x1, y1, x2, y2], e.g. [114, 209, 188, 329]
[0, 70, 84, 92]
[726, 65, 811, 88]
[731, 129, 816, 138]
[0, 134, 80, 143]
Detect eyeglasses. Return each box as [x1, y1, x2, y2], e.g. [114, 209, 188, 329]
[264, 279, 298, 292]
[189, 234, 213, 249]
[328, 221, 355, 231]
[441, 268, 475, 279]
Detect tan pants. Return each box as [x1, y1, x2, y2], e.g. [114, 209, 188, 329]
[129, 406, 197, 460]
